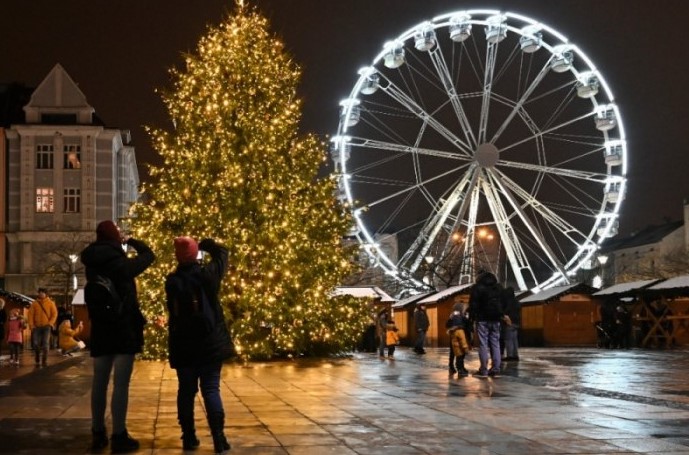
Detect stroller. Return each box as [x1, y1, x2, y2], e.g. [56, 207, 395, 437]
[595, 321, 615, 348]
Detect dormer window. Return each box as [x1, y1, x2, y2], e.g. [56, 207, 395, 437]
[64, 145, 81, 169]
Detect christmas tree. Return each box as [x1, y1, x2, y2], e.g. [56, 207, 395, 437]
[131, 2, 370, 360]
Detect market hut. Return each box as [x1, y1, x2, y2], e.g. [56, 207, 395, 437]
[333, 286, 396, 352]
[519, 283, 598, 346]
[0, 290, 33, 350]
[391, 292, 433, 345]
[415, 284, 473, 348]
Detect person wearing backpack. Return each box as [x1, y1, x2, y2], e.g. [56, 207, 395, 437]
[81, 220, 155, 453]
[165, 236, 233, 454]
[469, 270, 505, 378]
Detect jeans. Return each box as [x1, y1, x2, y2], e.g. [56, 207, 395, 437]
[476, 321, 501, 374]
[415, 330, 427, 351]
[176, 361, 224, 431]
[504, 325, 519, 358]
[92, 354, 135, 435]
[32, 326, 51, 350]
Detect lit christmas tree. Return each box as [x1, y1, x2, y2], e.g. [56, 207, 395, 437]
[131, 2, 370, 360]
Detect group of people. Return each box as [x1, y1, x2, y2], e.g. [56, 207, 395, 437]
[76, 220, 234, 454]
[0, 291, 86, 367]
[374, 270, 521, 379]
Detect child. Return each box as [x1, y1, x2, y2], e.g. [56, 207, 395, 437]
[58, 316, 84, 356]
[446, 303, 470, 376]
[385, 321, 400, 359]
[7, 308, 27, 366]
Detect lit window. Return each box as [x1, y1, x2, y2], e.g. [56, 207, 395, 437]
[64, 188, 81, 213]
[36, 145, 54, 169]
[36, 188, 54, 213]
[64, 145, 81, 169]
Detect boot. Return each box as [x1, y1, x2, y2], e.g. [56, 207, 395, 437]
[90, 428, 108, 452]
[180, 420, 200, 451]
[457, 356, 469, 376]
[110, 430, 139, 453]
[208, 412, 231, 454]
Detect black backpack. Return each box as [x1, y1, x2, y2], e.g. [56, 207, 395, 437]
[168, 270, 216, 337]
[483, 285, 504, 320]
[84, 274, 125, 323]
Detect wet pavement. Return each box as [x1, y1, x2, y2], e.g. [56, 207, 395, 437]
[1, 346, 689, 454]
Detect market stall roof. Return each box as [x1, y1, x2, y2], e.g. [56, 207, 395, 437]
[646, 275, 689, 293]
[417, 284, 473, 305]
[0, 289, 34, 307]
[71, 288, 85, 305]
[391, 291, 433, 309]
[520, 282, 595, 305]
[333, 286, 396, 303]
[593, 279, 662, 297]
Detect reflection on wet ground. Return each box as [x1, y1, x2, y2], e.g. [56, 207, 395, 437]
[1, 346, 689, 454]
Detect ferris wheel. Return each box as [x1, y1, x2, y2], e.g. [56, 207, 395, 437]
[331, 10, 626, 292]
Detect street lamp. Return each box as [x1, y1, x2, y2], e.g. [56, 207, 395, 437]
[69, 254, 78, 291]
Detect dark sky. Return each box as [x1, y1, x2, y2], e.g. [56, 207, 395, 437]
[3, 0, 689, 237]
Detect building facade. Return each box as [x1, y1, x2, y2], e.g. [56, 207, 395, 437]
[2, 64, 140, 298]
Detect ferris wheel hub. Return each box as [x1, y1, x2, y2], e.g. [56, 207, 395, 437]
[475, 142, 499, 168]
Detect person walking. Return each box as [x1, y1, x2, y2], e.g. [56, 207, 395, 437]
[376, 308, 389, 359]
[27, 288, 58, 367]
[501, 287, 521, 361]
[446, 302, 470, 376]
[469, 270, 504, 378]
[385, 320, 400, 359]
[413, 303, 430, 354]
[81, 220, 155, 453]
[6, 308, 26, 365]
[165, 237, 233, 454]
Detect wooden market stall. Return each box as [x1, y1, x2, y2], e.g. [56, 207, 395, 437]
[415, 284, 473, 348]
[519, 283, 598, 347]
[0, 290, 33, 351]
[636, 276, 689, 348]
[333, 286, 396, 352]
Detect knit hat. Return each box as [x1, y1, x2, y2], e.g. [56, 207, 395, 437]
[96, 220, 121, 243]
[452, 303, 463, 312]
[174, 236, 199, 264]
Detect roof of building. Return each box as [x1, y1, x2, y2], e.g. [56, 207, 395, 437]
[593, 279, 662, 297]
[333, 286, 396, 303]
[646, 275, 689, 291]
[520, 282, 595, 304]
[391, 292, 433, 309]
[417, 284, 473, 304]
[0, 289, 34, 307]
[601, 220, 683, 252]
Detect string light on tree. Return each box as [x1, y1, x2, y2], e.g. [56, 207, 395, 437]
[130, 2, 369, 360]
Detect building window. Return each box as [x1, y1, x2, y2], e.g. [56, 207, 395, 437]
[64, 188, 81, 213]
[36, 145, 54, 169]
[64, 145, 81, 169]
[36, 188, 54, 213]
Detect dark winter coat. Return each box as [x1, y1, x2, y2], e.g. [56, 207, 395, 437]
[469, 272, 504, 322]
[165, 239, 233, 369]
[501, 287, 521, 326]
[80, 238, 155, 357]
[414, 306, 430, 331]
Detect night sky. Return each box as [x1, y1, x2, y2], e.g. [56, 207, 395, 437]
[3, 0, 689, 237]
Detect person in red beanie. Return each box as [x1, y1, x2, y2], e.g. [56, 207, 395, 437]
[166, 236, 232, 453]
[81, 220, 155, 453]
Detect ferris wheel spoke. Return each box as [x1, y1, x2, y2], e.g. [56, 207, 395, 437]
[495, 168, 596, 248]
[428, 45, 478, 149]
[400, 165, 480, 273]
[349, 136, 473, 163]
[496, 158, 610, 183]
[486, 169, 570, 282]
[480, 171, 535, 289]
[478, 42, 500, 143]
[490, 58, 553, 144]
[378, 78, 474, 156]
[498, 110, 597, 155]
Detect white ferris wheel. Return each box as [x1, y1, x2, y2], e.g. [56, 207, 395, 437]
[331, 10, 627, 292]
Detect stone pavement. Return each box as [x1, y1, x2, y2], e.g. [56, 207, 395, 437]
[1, 346, 689, 454]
